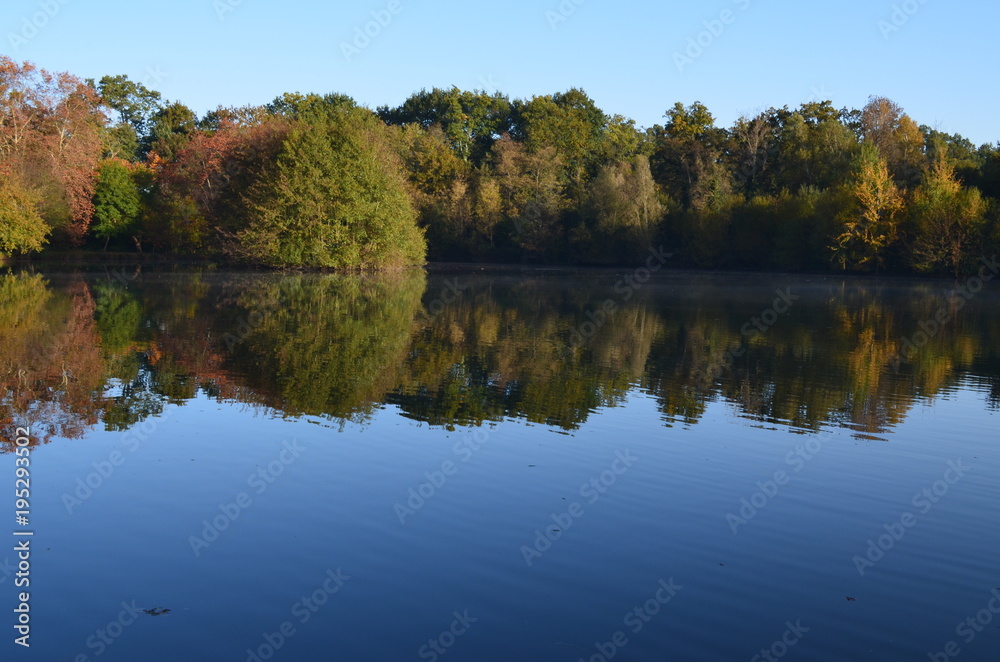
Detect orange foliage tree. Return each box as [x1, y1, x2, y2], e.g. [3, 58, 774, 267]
[0, 57, 105, 244]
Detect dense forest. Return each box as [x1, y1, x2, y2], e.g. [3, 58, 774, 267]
[1, 56, 998, 274]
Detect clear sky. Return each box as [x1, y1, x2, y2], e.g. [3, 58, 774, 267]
[4, 0, 997, 145]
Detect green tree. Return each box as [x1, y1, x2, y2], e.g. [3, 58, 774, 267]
[769, 104, 858, 192]
[144, 102, 197, 160]
[379, 87, 513, 165]
[266, 92, 357, 122]
[235, 111, 426, 268]
[649, 101, 727, 208]
[514, 89, 607, 188]
[94, 75, 163, 160]
[92, 159, 141, 249]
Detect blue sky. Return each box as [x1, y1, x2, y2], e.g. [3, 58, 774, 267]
[4, 0, 997, 145]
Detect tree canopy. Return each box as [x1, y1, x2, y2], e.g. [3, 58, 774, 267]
[1, 58, 996, 275]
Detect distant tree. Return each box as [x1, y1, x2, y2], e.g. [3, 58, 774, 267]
[472, 173, 503, 249]
[92, 160, 142, 249]
[649, 101, 726, 208]
[975, 144, 1000, 200]
[0, 57, 105, 244]
[395, 124, 473, 258]
[492, 136, 566, 257]
[728, 111, 775, 195]
[586, 155, 663, 260]
[144, 102, 197, 160]
[94, 75, 163, 160]
[833, 144, 903, 271]
[266, 92, 356, 122]
[234, 111, 426, 268]
[514, 89, 607, 188]
[149, 116, 290, 251]
[379, 87, 512, 165]
[859, 96, 925, 185]
[95, 75, 163, 136]
[907, 158, 987, 275]
[601, 115, 645, 163]
[0, 176, 49, 256]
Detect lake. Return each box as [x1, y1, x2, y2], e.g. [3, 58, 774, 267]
[2, 265, 998, 661]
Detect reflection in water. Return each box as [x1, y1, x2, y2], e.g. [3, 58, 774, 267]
[1, 268, 998, 448]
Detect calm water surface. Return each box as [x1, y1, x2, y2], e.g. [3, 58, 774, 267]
[1, 267, 998, 661]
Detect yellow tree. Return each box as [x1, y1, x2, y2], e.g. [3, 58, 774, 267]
[908, 158, 986, 275]
[833, 144, 902, 271]
[0, 175, 49, 257]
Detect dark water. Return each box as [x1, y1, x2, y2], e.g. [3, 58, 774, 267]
[2, 266, 999, 661]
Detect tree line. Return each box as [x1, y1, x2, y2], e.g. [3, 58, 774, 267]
[2, 56, 998, 274]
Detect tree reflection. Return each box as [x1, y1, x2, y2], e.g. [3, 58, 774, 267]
[0, 269, 997, 448]
[0, 274, 106, 447]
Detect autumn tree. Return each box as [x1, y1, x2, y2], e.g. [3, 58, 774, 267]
[492, 135, 566, 257]
[833, 144, 903, 271]
[0, 175, 49, 256]
[148, 113, 290, 251]
[584, 155, 663, 262]
[859, 96, 925, 186]
[907, 158, 987, 275]
[0, 57, 104, 244]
